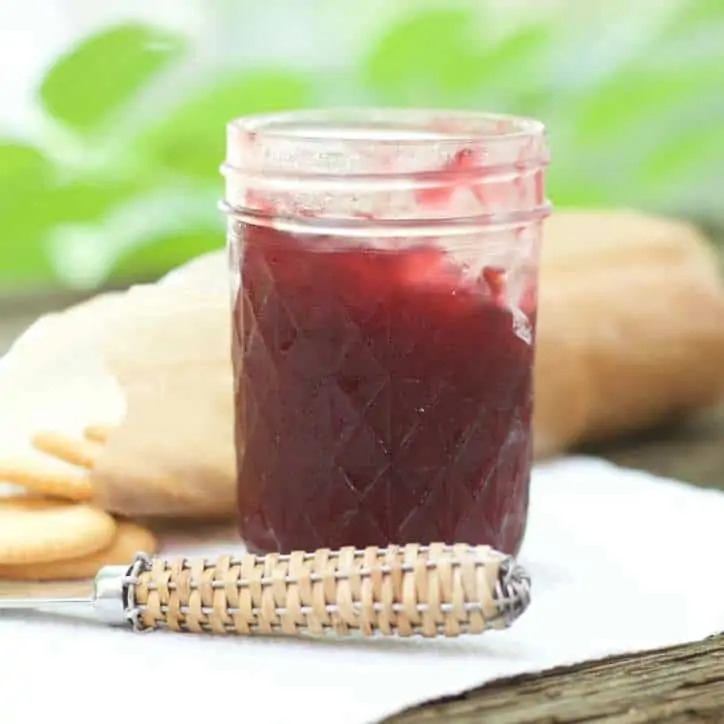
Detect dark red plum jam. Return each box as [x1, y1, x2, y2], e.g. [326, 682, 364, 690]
[232, 224, 535, 555]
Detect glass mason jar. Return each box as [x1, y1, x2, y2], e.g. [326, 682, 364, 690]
[221, 109, 550, 556]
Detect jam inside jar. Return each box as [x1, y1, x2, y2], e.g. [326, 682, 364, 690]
[222, 109, 550, 555]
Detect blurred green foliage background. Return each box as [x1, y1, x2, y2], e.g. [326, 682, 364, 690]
[0, 0, 722, 292]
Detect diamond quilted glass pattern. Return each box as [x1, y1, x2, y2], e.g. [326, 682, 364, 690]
[233, 226, 534, 556]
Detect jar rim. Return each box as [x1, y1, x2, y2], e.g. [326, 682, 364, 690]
[223, 108, 550, 228]
[228, 107, 545, 146]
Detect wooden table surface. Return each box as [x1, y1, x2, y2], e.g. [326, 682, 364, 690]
[2, 291, 723, 724]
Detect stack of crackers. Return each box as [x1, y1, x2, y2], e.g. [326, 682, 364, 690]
[0, 426, 157, 581]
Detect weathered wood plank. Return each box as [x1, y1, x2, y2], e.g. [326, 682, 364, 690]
[390, 634, 724, 723]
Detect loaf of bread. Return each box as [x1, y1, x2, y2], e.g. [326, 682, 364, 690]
[90, 251, 236, 519]
[533, 209, 724, 457]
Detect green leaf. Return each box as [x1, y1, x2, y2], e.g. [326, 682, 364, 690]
[660, 0, 723, 35]
[0, 143, 57, 284]
[109, 230, 223, 281]
[39, 22, 187, 134]
[0, 200, 57, 285]
[573, 65, 722, 146]
[0, 141, 54, 189]
[546, 170, 623, 209]
[136, 69, 316, 180]
[479, 23, 553, 85]
[473, 23, 555, 114]
[634, 121, 724, 190]
[0, 179, 145, 286]
[0, 248, 57, 286]
[363, 8, 482, 103]
[0, 176, 150, 257]
[43, 177, 154, 225]
[0, 142, 154, 287]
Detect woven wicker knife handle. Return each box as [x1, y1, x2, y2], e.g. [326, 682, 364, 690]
[124, 543, 531, 638]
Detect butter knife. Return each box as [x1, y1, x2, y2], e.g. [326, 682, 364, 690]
[0, 544, 531, 638]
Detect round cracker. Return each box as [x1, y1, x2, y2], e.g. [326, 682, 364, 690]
[84, 424, 113, 444]
[0, 521, 157, 581]
[0, 457, 94, 501]
[0, 492, 67, 507]
[31, 431, 103, 470]
[0, 500, 116, 565]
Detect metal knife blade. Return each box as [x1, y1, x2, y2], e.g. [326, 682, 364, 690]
[0, 565, 131, 625]
[0, 578, 95, 605]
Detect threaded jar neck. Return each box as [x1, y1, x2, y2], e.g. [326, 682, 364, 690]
[221, 108, 550, 234]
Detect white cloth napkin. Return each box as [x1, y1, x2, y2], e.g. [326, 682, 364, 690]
[2, 455, 724, 723]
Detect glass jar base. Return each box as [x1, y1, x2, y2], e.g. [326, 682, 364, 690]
[239, 496, 529, 559]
